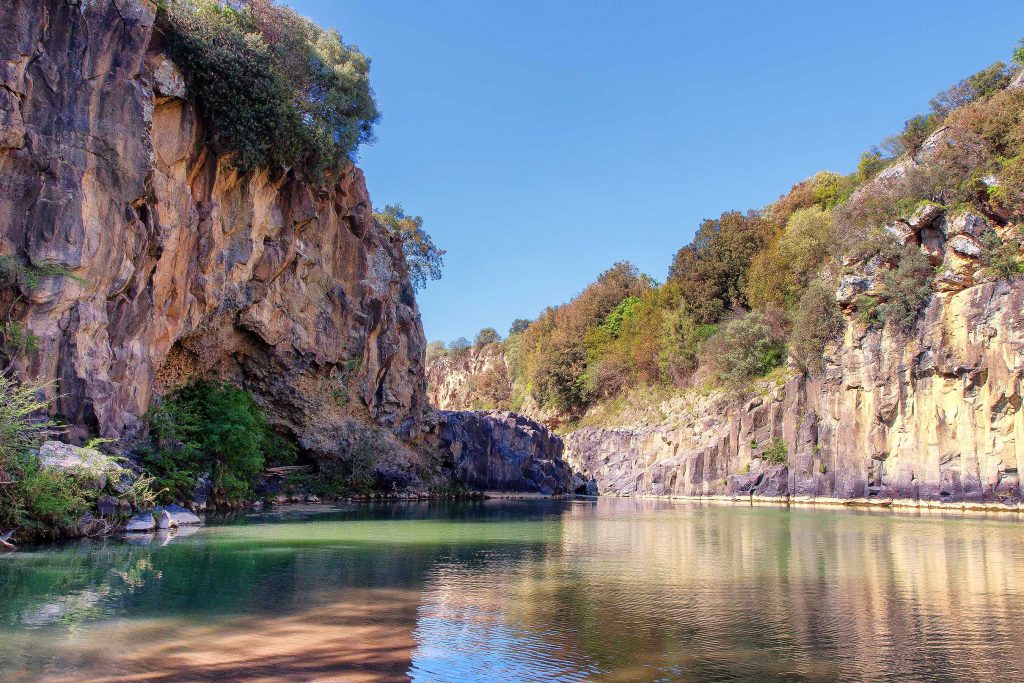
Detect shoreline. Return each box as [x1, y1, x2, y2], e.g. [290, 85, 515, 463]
[590, 492, 1024, 515]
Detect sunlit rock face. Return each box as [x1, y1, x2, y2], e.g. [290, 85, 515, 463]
[426, 344, 509, 410]
[565, 238, 1024, 503]
[0, 2, 427, 461]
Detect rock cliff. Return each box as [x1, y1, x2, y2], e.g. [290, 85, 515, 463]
[565, 209, 1024, 505]
[426, 343, 509, 410]
[426, 410, 571, 494]
[0, 2, 426, 464]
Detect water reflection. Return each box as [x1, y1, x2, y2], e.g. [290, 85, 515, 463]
[1, 500, 1023, 682]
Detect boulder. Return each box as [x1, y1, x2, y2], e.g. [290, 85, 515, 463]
[125, 514, 156, 533]
[159, 505, 202, 526]
[949, 234, 982, 258]
[37, 441, 125, 490]
[157, 510, 178, 530]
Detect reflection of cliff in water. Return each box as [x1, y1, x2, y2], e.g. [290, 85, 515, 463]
[4, 500, 1024, 682]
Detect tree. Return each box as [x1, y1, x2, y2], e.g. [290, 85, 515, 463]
[877, 246, 933, 332]
[449, 337, 472, 355]
[474, 327, 501, 347]
[374, 204, 445, 291]
[508, 319, 531, 336]
[704, 312, 786, 388]
[425, 340, 447, 363]
[159, 0, 379, 177]
[789, 282, 844, 373]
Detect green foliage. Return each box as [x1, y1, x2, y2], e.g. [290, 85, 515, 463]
[1015, 39, 1024, 67]
[449, 337, 472, 355]
[747, 206, 835, 310]
[469, 364, 511, 409]
[158, 0, 378, 177]
[474, 327, 501, 347]
[789, 282, 844, 373]
[425, 340, 447, 363]
[374, 204, 445, 291]
[855, 295, 880, 327]
[1, 321, 40, 360]
[142, 381, 293, 503]
[877, 246, 933, 332]
[979, 227, 1024, 278]
[659, 307, 717, 382]
[668, 211, 773, 324]
[762, 437, 788, 465]
[930, 62, 1014, 115]
[599, 297, 641, 338]
[0, 377, 119, 540]
[509, 319, 531, 336]
[706, 312, 786, 388]
[0, 255, 82, 291]
[856, 149, 891, 182]
[897, 113, 943, 154]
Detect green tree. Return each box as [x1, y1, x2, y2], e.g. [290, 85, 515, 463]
[159, 0, 379, 177]
[508, 319, 531, 336]
[474, 327, 501, 347]
[374, 204, 445, 291]
[877, 246, 933, 332]
[789, 282, 844, 373]
[706, 312, 786, 388]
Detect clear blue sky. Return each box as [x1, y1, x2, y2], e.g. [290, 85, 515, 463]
[290, 0, 1024, 344]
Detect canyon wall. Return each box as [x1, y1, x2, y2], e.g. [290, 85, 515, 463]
[0, 2, 427, 465]
[565, 210, 1024, 504]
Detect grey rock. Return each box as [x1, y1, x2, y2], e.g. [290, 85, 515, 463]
[97, 495, 119, 517]
[157, 510, 178, 530]
[949, 234, 982, 258]
[125, 514, 156, 533]
[37, 441, 124, 490]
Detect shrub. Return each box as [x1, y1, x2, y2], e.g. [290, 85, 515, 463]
[930, 62, 1014, 115]
[897, 113, 943, 154]
[374, 204, 445, 291]
[659, 307, 717, 383]
[747, 206, 835, 310]
[979, 227, 1024, 278]
[789, 282, 844, 373]
[856, 149, 892, 182]
[508, 319, 531, 336]
[0, 376, 117, 540]
[158, 0, 378, 177]
[449, 337, 472, 356]
[599, 297, 641, 338]
[705, 312, 786, 388]
[877, 246, 933, 332]
[762, 437, 788, 465]
[142, 381, 293, 503]
[425, 341, 447, 363]
[667, 211, 774, 324]
[469, 365, 512, 409]
[474, 327, 501, 347]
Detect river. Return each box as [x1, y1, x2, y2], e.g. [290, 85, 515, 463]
[2, 498, 1022, 682]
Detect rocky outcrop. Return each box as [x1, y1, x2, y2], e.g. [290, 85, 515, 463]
[565, 211, 1024, 505]
[0, 3, 427, 464]
[427, 344, 510, 410]
[427, 410, 571, 494]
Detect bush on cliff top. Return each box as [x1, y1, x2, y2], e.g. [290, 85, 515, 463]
[158, 0, 378, 178]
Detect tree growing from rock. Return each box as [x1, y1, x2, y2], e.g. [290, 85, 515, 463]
[374, 204, 445, 291]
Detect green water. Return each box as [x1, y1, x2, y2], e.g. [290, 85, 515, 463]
[2, 498, 1023, 682]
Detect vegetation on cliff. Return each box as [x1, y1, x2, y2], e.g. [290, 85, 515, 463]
[157, 0, 379, 177]
[430, 40, 1024, 423]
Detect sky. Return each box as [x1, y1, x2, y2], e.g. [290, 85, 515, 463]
[290, 0, 1024, 344]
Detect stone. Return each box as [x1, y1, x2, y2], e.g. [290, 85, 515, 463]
[906, 203, 944, 231]
[157, 510, 179, 530]
[1010, 67, 1024, 91]
[37, 441, 125, 490]
[160, 504, 202, 526]
[946, 213, 989, 239]
[125, 514, 156, 533]
[97, 495, 119, 517]
[835, 275, 876, 306]
[949, 235, 982, 258]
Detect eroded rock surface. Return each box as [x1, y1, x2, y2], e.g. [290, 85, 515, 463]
[0, 2, 427, 466]
[428, 410, 571, 494]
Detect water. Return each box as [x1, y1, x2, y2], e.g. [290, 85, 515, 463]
[2, 498, 1023, 682]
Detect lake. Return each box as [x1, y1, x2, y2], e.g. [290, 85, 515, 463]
[2, 498, 1022, 682]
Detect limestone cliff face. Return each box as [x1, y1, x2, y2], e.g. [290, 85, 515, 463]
[566, 212, 1024, 504]
[426, 343, 509, 410]
[0, 2, 427, 462]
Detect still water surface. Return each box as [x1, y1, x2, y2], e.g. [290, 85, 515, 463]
[2, 498, 1023, 682]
